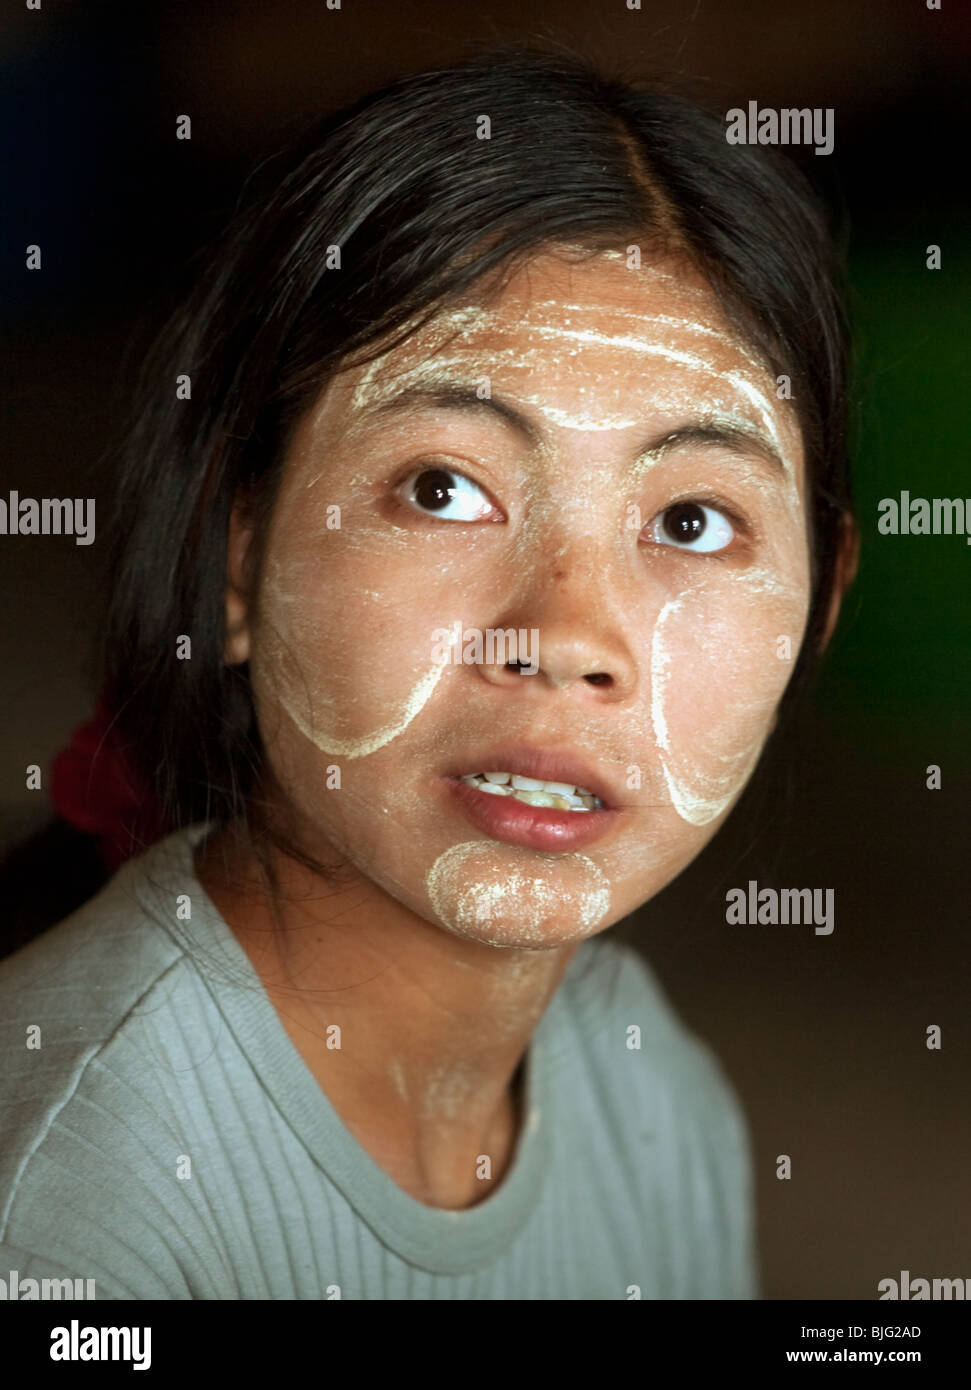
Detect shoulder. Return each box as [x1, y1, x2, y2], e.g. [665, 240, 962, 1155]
[556, 933, 739, 1086]
[555, 932, 749, 1127]
[0, 836, 188, 1161]
[551, 933, 758, 1296]
[0, 829, 216, 1298]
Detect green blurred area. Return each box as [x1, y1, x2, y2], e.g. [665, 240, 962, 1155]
[813, 237, 971, 770]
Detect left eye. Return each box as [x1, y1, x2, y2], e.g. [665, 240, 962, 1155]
[398, 467, 498, 521]
[648, 502, 735, 553]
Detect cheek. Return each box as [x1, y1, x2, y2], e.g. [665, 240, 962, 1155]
[250, 531, 470, 759]
[249, 471, 558, 767]
[650, 579, 807, 826]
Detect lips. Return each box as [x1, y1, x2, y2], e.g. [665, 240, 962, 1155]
[440, 745, 622, 852]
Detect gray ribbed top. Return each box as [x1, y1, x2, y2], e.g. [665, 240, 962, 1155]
[0, 826, 757, 1299]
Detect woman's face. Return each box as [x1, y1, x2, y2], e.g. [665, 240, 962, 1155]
[241, 247, 811, 949]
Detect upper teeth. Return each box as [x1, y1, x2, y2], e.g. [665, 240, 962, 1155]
[460, 771, 604, 811]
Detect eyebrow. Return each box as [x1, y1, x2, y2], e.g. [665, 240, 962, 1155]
[360, 380, 788, 477]
[636, 421, 788, 477]
[361, 381, 541, 446]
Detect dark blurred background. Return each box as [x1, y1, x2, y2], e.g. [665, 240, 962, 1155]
[1, 0, 968, 1299]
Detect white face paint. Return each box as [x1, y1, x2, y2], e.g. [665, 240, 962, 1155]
[260, 555, 456, 758]
[426, 841, 611, 948]
[243, 246, 811, 948]
[649, 577, 800, 827]
[352, 301, 791, 466]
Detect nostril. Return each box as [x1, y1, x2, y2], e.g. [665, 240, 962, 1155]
[585, 673, 612, 686]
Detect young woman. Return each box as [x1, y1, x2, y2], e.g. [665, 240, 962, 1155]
[0, 47, 855, 1299]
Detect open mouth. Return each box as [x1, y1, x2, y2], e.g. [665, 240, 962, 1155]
[444, 760, 619, 852]
[459, 771, 605, 812]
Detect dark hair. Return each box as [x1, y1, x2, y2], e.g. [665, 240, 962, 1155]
[13, 43, 856, 926]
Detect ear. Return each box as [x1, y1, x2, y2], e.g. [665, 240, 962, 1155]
[224, 497, 256, 666]
[819, 511, 860, 652]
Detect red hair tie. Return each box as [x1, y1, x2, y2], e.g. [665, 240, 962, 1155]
[49, 699, 168, 872]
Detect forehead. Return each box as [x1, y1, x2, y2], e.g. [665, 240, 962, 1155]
[455, 248, 746, 346]
[321, 247, 804, 487]
[354, 247, 769, 386]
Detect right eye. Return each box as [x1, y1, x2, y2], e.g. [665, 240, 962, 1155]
[397, 467, 500, 522]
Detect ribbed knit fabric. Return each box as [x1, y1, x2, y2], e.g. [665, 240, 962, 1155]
[0, 825, 758, 1299]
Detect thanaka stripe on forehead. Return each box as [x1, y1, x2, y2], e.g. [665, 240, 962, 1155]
[522, 305, 768, 374]
[351, 331, 791, 468]
[352, 380, 789, 479]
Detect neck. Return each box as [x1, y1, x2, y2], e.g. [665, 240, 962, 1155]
[194, 818, 576, 1208]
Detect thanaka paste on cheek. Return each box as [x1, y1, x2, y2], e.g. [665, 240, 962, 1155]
[648, 558, 808, 824]
[267, 621, 452, 759]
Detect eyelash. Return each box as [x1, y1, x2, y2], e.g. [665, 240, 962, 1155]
[392, 464, 755, 545]
[391, 462, 502, 523]
[664, 493, 753, 539]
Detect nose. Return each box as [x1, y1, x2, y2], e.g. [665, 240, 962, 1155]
[477, 559, 639, 702]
